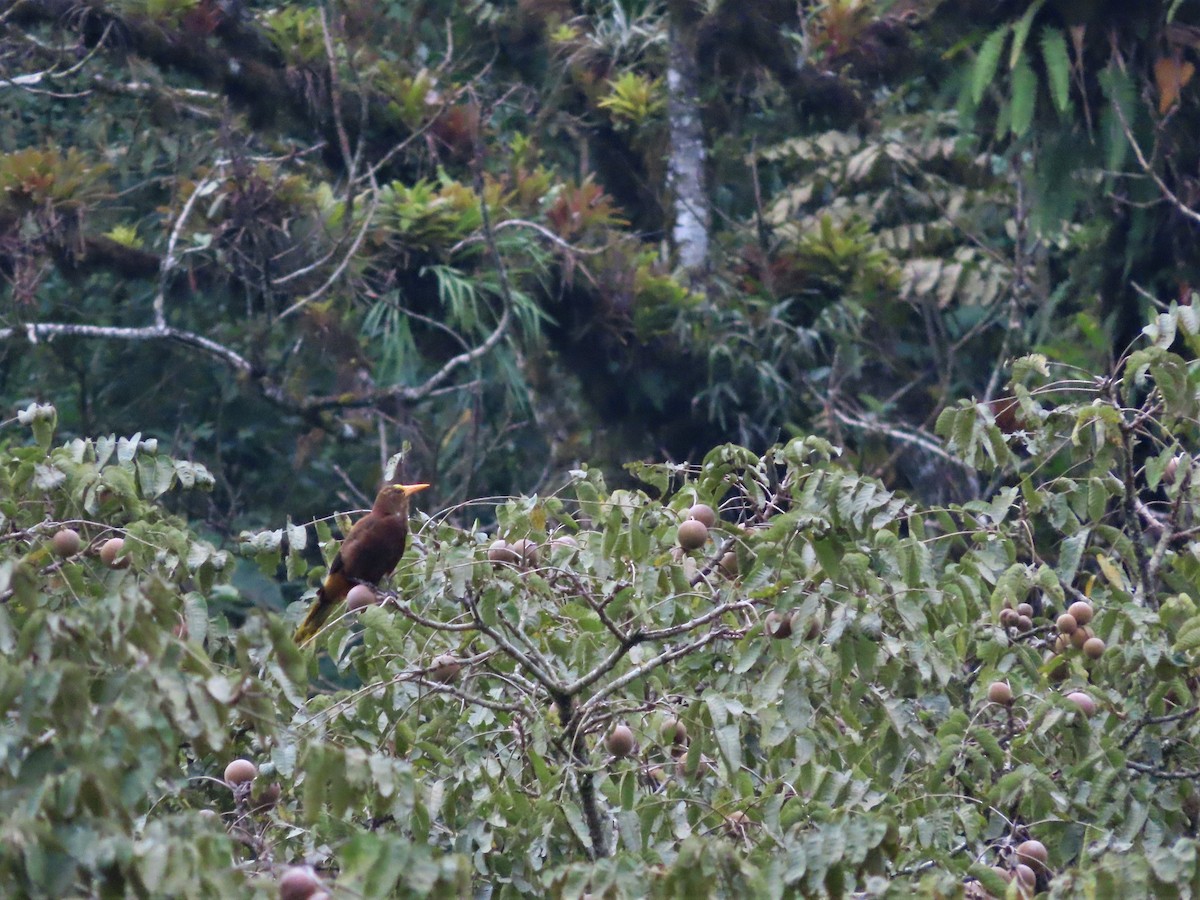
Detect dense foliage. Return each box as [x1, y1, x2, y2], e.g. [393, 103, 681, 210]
[6, 306, 1200, 896]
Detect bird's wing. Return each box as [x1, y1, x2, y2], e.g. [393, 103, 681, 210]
[336, 514, 408, 585]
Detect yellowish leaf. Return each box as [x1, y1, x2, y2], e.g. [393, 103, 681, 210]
[1096, 554, 1126, 590]
[1155, 56, 1195, 114]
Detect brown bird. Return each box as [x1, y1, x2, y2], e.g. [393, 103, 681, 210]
[294, 482, 429, 643]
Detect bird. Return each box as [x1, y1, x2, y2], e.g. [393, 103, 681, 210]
[293, 482, 429, 643]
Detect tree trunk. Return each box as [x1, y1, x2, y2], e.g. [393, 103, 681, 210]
[666, 3, 710, 281]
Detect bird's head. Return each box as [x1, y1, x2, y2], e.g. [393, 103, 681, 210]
[373, 482, 430, 515]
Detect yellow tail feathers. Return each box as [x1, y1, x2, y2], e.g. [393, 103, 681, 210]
[293, 571, 352, 643]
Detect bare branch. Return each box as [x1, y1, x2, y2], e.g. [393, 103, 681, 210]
[462, 593, 564, 694]
[578, 628, 739, 714]
[1112, 88, 1200, 226]
[157, 176, 217, 329]
[0, 322, 255, 378]
[831, 407, 976, 472]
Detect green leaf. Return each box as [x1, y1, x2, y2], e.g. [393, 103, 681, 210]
[1010, 57, 1038, 136]
[1040, 27, 1072, 113]
[1009, 0, 1046, 69]
[973, 26, 1010, 105]
[812, 537, 843, 581]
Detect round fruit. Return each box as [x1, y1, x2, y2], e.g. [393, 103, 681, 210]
[1065, 691, 1096, 717]
[999, 608, 1019, 628]
[1016, 839, 1048, 870]
[687, 503, 717, 528]
[511, 538, 539, 568]
[662, 718, 688, 745]
[1016, 602, 1034, 618]
[488, 540, 519, 566]
[278, 865, 322, 900]
[346, 584, 378, 611]
[253, 782, 282, 811]
[51, 528, 82, 557]
[765, 610, 794, 639]
[100, 537, 129, 569]
[1070, 625, 1094, 649]
[550, 534, 578, 552]
[428, 653, 462, 683]
[1053, 634, 1071, 653]
[718, 551, 739, 578]
[991, 866, 1012, 883]
[677, 519, 709, 550]
[223, 758, 257, 785]
[197, 808, 220, 823]
[723, 810, 751, 836]
[804, 612, 824, 640]
[1165, 454, 1184, 484]
[1013, 863, 1036, 888]
[987, 682, 1013, 705]
[1083, 636, 1106, 659]
[606, 724, 635, 758]
[1016, 615, 1033, 632]
[1056, 613, 1077, 635]
[1068, 600, 1094, 625]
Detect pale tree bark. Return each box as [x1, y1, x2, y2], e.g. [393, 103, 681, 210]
[665, 1, 710, 281]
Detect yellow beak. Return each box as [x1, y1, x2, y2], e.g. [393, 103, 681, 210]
[395, 483, 430, 495]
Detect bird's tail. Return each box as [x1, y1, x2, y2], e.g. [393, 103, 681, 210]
[294, 571, 352, 643]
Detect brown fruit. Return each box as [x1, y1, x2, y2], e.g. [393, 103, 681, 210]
[803, 612, 824, 641]
[662, 718, 688, 745]
[346, 584, 378, 611]
[1016, 602, 1034, 618]
[1013, 863, 1036, 890]
[1056, 613, 1078, 635]
[606, 724, 635, 758]
[51, 528, 82, 557]
[687, 503, 717, 528]
[999, 608, 1019, 628]
[1165, 453, 1184, 484]
[253, 782, 282, 811]
[510, 538, 539, 568]
[550, 534, 578, 553]
[1053, 634, 1071, 653]
[765, 610, 794, 639]
[428, 653, 462, 683]
[987, 681, 1013, 705]
[278, 865, 322, 900]
[1016, 839, 1048, 871]
[723, 810, 752, 837]
[223, 758, 257, 785]
[1083, 636, 1106, 659]
[488, 540, 520, 565]
[717, 551, 739, 578]
[677, 519, 709, 550]
[1046, 653, 1070, 684]
[1070, 625, 1094, 649]
[100, 537, 129, 569]
[1068, 600, 1094, 625]
[1065, 691, 1096, 717]
[1016, 615, 1033, 632]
